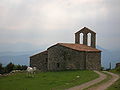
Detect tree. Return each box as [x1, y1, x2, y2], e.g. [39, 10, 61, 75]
[21, 65, 27, 70]
[0, 63, 2, 70]
[17, 64, 22, 70]
[101, 67, 104, 71]
[6, 62, 14, 73]
[0, 63, 3, 74]
[116, 67, 120, 72]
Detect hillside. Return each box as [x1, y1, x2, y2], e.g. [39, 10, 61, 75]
[0, 70, 98, 90]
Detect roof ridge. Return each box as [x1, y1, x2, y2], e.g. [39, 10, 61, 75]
[57, 43, 101, 52]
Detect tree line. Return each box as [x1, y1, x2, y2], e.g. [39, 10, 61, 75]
[0, 62, 27, 74]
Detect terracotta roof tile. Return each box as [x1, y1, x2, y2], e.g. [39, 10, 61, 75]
[31, 43, 101, 57]
[57, 43, 101, 52]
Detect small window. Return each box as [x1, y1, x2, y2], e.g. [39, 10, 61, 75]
[57, 63, 60, 68]
[80, 33, 83, 44]
[87, 33, 91, 46]
[46, 58, 48, 62]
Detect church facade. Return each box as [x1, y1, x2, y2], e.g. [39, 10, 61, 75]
[30, 27, 101, 71]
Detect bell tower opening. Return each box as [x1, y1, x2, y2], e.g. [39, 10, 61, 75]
[87, 33, 91, 46]
[80, 33, 83, 44]
[75, 27, 96, 48]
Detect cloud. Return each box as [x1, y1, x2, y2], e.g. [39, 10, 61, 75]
[0, 0, 120, 51]
[0, 0, 108, 30]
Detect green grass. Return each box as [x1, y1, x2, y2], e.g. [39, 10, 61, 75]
[109, 69, 120, 75]
[107, 79, 120, 90]
[84, 71, 112, 90]
[106, 70, 120, 90]
[0, 70, 99, 90]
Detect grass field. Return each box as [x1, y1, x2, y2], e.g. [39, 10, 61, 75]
[106, 70, 120, 90]
[0, 70, 98, 90]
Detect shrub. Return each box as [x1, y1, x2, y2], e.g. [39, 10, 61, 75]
[13, 64, 27, 70]
[101, 67, 104, 71]
[0, 63, 28, 74]
[16, 64, 22, 70]
[0, 63, 2, 70]
[0, 63, 3, 74]
[6, 62, 14, 73]
[116, 67, 120, 72]
[21, 65, 27, 70]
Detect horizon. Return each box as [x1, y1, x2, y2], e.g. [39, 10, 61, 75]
[0, 0, 120, 69]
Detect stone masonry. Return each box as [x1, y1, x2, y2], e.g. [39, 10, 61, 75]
[30, 51, 48, 71]
[30, 27, 101, 71]
[75, 27, 96, 48]
[47, 44, 85, 71]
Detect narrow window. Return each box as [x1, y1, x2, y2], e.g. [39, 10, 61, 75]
[80, 33, 83, 44]
[87, 33, 91, 46]
[57, 63, 60, 68]
[46, 58, 48, 62]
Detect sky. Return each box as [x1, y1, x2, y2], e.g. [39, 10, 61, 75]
[0, 0, 120, 52]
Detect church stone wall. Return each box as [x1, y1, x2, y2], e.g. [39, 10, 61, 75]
[30, 46, 101, 71]
[86, 52, 101, 70]
[48, 45, 85, 71]
[30, 27, 101, 71]
[30, 51, 48, 71]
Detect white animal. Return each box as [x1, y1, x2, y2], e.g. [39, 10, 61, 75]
[76, 75, 80, 78]
[26, 66, 36, 77]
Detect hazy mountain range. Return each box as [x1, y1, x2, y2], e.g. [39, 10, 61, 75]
[97, 46, 120, 69]
[0, 46, 120, 69]
[0, 50, 42, 66]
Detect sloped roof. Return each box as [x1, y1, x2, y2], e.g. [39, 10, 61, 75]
[30, 50, 48, 58]
[75, 27, 96, 34]
[48, 43, 101, 52]
[31, 43, 101, 57]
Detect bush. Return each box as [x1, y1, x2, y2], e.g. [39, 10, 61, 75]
[16, 65, 22, 70]
[0, 63, 28, 74]
[0, 63, 3, 74]
[116, 67, 120, 72]
[21, 65, 27, 70]
[106, 68, 110, 71]
[13, 65, 21, 70]
[13, 65, 27, 70]
[101, 67, 104, 71]
[6, 62, 14, 73]
[0, 63, 2, 70]
[0, 63, 7, 74]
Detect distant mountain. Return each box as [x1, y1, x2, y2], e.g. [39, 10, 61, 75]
[0, 54, 29, 66]
[0, 47, 120, 69]
[0, 51, 36, 57]
[97, 46, 120, 69]
[0, 49, 43, 66]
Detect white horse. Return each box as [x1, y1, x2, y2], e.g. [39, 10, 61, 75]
[26, 66, 36, 77]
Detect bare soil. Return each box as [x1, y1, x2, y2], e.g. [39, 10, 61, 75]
[67, 71, 119, 90]
[67, 71, 107, 90]
[88, 71, 119, 90]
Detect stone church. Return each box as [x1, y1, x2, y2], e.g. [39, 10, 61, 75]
[30, 27, 101, 71]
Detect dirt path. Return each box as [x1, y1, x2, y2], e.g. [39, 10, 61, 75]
[87, 71, 119, 90]
[67, 71, 107, 90]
